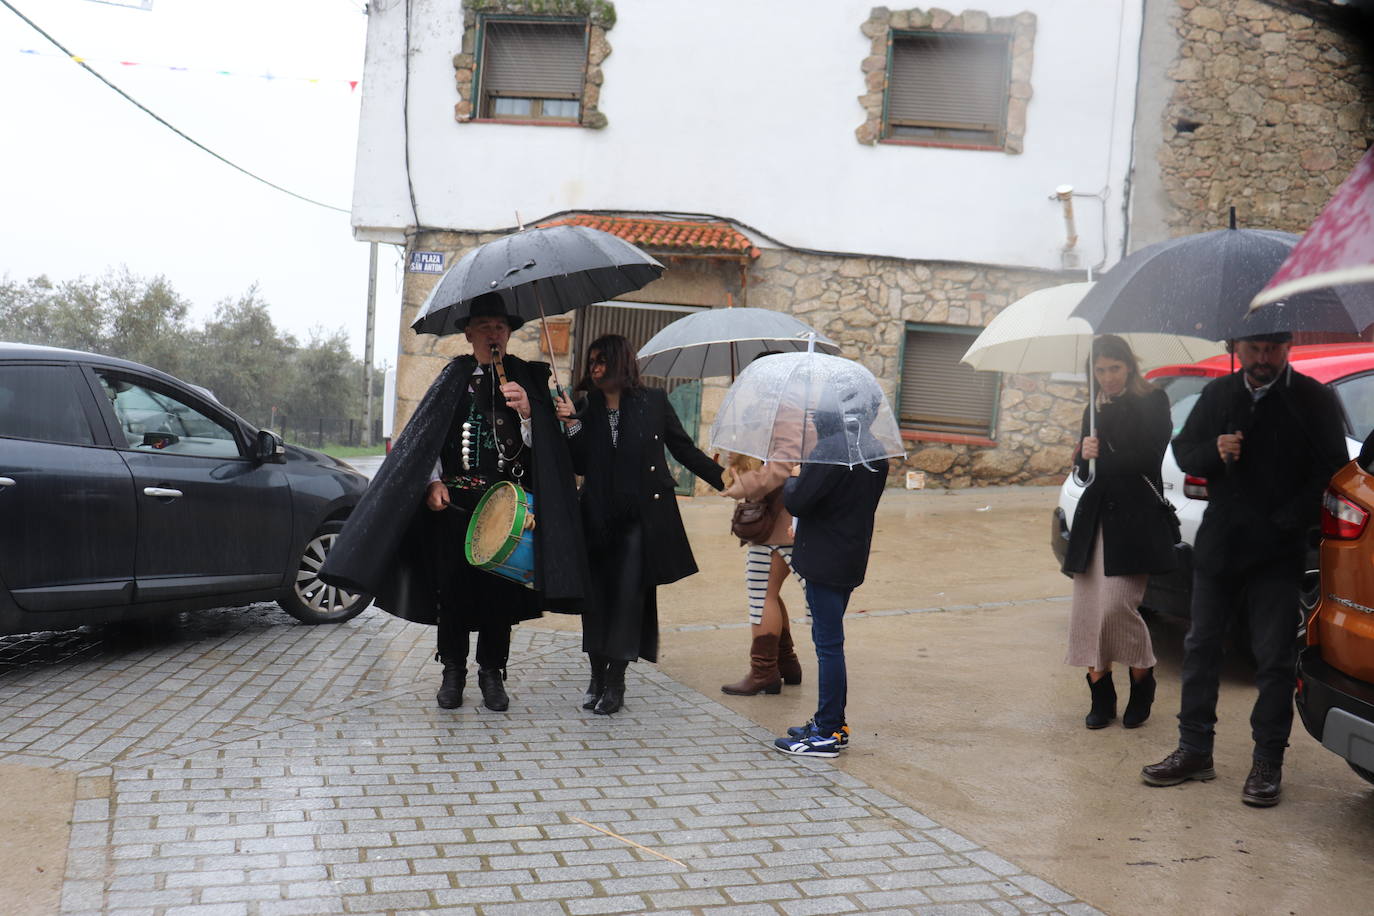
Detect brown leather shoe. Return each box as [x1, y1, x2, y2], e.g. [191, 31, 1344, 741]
[1141, 748, 1216, 786]
[721, 634, 783, 696]
[1242, 759, 1282, 807]
[777, 621, 802, 686]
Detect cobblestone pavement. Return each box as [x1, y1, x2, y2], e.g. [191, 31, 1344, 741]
[0, 604, 1101, 916]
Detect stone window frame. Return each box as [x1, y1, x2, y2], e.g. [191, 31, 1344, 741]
[856, 8, 1036, 154]
[453, 0, 616, 130]
[897, 322, 1002, 442]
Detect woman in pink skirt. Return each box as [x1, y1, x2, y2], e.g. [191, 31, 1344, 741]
[1060, 335, 1178, 729]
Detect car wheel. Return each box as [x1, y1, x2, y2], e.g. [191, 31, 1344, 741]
[1348, 762, 1374, 786]
[277, 520, 371, 625]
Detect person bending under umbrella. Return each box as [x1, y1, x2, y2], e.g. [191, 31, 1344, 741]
[774, 393, 890, 757]
[320, 293, 587, 712]
[555, 334, 725, 715]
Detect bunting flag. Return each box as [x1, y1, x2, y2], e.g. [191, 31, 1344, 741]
[16, 46, 360, 89]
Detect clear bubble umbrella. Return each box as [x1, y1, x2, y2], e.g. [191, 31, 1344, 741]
[709, 350, 905, 468]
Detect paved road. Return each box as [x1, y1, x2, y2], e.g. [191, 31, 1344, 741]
[0, 598, 1097, 915]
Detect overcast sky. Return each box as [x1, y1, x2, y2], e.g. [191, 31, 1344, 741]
[0, 0, 402, 366]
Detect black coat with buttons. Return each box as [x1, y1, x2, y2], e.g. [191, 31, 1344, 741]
[1173, 367, 1347, 575]
[1061, 386, 1179, 577]
[568, 386, 725, 587]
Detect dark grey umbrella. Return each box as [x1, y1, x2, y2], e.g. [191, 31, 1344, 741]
[411, 224, 665, 336]
[1072, 224, 1374, 340]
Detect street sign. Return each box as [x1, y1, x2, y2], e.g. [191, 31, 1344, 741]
[408, 251, 445, 274]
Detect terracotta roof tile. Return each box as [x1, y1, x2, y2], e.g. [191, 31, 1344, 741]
[541, 214, 759, 258]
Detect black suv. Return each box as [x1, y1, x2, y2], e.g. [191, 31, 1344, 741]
[0, 342, 371, 635]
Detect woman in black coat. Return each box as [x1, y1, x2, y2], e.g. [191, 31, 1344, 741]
[1061, 334, 1177, 731]
[555, 334, 725, 714]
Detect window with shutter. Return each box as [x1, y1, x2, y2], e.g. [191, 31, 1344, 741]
[477, 19, 587, 122]
[885, 31, 1011, 147]
[899, 326, 1000, 436]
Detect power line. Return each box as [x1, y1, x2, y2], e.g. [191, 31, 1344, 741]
[1, 0, 352, 215]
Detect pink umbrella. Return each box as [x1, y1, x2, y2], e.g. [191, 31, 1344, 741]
[1252, 147, 1374, 309]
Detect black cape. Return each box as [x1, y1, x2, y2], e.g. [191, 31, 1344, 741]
[320, 354, 589, 624]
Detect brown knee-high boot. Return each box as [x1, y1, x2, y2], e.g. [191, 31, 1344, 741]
[721, 633, 783, 696]
[776, 611, 802, 686]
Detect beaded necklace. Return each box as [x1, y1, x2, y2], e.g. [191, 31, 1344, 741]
[458, 364, 525, 476]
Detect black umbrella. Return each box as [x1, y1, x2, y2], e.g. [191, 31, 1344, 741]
[411, 224, 664, 336]
[412, 224, 664, 395]
[1072, 220, 1374, 341]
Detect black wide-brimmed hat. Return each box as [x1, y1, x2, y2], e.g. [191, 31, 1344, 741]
[453, 292, 525, 333]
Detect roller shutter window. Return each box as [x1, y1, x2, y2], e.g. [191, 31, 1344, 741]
[479, 19, 587, 121]
[886, 31, 1011, 146]
[900, 328, 999, 436]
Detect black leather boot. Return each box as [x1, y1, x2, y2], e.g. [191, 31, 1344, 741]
[582, 654, 607, 710]
[1141, 747, 1216, 786]
[1242, 758, 1282, 807]
[594, 660, 628, 715]
[436, 660, 464, 709]
[477, 667, 509, 712]
[1122, 667, 1156, 729]
[1085, 671, 1117, 729]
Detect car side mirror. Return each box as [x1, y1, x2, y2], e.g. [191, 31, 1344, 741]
[256, 429, 286, 464]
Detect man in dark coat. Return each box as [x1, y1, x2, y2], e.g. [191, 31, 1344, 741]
[1141, 331, 1347, 806]
[773, 406, 890, 758]
[320, 293, 588, 712]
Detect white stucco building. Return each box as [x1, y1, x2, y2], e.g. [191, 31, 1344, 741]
[352, 0, 1148, 487]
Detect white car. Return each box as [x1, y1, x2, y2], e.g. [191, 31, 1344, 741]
[1051, 345, 1374, 620]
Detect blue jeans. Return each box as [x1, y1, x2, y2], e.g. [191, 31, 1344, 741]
[1178, 567, 1300, 763]
[807, 581, 853, 734]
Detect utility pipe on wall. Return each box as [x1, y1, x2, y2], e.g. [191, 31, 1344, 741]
[1052, 184, 1079, 269]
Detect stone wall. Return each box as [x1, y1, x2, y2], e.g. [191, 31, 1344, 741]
[393, 233, 1086, 491]
[1155, 0, 1373, 235]
[745, 248, 1083, 488]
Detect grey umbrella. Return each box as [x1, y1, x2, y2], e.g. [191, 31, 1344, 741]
[636, 307, 840, 378]
[1072, 218, 1374, 340]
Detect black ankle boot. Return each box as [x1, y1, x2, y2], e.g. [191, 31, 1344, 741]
[477, 667, 509, 711]
[582, 654, 607, 710]
[1085, 671, 1116, 729]
[594, 660, 628, 715]
[436, 660, 464, 709]
[1123, 667, 1156, 728]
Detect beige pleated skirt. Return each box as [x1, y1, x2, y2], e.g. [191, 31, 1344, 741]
[1066, 526, 1157, 669]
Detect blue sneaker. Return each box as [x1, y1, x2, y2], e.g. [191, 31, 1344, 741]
[774, 722, 844, 758]
[786, 720, 850, 749]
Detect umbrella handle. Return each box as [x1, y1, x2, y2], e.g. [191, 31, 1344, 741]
[1073, 356, 1097, 487]
[1071, 459, 1096, 488]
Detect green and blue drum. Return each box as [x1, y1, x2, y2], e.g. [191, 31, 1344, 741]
[464, 481, 536, 589]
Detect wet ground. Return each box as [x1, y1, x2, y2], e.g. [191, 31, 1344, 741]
[2, 481, 1372, 914]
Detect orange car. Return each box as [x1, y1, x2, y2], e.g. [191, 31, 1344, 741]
[1295, 452, 1374, 786]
